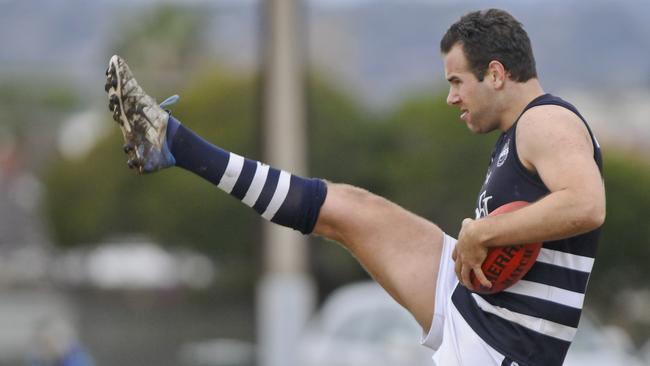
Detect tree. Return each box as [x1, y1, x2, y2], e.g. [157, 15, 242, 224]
[590, 151, 650, 300]
[42, 69, 373, 293]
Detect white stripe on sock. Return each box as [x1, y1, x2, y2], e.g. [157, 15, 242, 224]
[472, 294, 577, 342]
[217, 153, 245, 194]
[504, 280, 585, 309]
[242, 162, 270, 207]
[536, 248, 594, 273]
[262, 170, 291, 220]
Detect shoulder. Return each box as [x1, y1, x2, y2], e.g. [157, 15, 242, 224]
[515, 104, 594, 170]
[517, 104, 590, 141]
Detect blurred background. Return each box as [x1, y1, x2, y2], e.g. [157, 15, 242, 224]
[1, 0, 649, 365]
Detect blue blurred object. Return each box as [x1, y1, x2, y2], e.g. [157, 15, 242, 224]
[28, 318, 95, 366]
[30, 344, 94, 366]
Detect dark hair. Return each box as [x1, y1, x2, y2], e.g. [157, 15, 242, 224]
[440, 9, 537, 82]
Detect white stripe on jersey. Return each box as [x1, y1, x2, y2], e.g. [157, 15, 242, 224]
[242, 162, 270, 207]
[262, 170, 291, 220]
[504, 280, 585, 309]
[536, 248, 595, 273]
[472, 294, 577, 342]
[218, 153, 245, 194]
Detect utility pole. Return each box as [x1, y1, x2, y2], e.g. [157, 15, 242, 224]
[258, 1, 314, 366]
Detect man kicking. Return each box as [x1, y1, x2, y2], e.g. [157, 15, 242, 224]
[104, 9, 605, 365]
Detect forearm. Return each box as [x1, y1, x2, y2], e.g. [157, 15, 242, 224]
[474, 188, 605, 247]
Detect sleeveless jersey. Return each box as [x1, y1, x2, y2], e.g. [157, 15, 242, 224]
[451, 94, 603, 365]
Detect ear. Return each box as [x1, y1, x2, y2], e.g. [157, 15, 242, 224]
[487, 60, 507, 89]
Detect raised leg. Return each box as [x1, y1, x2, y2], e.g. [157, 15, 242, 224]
[314, 183, 445, 331]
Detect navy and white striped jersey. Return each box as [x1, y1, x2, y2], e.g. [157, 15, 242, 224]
[453, 94, 603, 365]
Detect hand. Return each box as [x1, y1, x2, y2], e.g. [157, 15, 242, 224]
[452, 218, 492, 290]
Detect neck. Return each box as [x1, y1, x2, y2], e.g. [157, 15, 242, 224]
[498, 79, 545, 131]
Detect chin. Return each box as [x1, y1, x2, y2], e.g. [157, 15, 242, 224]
[467, 120, 496, 134]
[466, 123, 482, 134]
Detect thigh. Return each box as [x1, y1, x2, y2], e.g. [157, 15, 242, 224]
[314, 183, 446, 331]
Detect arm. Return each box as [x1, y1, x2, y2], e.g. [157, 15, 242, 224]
[454, 105, 606, 288]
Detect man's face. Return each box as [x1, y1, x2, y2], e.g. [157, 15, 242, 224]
[443, 43, 498, 134]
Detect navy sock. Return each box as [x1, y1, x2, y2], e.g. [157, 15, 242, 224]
[166, 115, 181, 151]
[166, 116, 327, 234]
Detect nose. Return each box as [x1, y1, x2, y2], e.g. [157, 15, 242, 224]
[447, 88, 460, 106]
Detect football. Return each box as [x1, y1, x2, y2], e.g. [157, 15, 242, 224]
[470, 201, 542, 294]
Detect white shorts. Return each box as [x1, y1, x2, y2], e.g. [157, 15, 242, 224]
[420, 234, 516, 366]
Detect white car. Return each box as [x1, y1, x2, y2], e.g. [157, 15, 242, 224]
[298, 281, 434, 366]
[299, 281, 644, 366]
[564, 313, 646, 366]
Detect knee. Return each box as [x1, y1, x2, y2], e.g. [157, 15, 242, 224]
[314, 183, 379, 242]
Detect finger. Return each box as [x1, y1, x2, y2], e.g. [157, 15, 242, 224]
[461, 264, 472, 288]
[473, 265, 492, 288]
[461, 218, 473, 226]
[452, 247, 458, 261]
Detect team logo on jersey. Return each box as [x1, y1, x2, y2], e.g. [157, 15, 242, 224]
[475, 190, 493, 219]
[496, 139, 510, 167]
